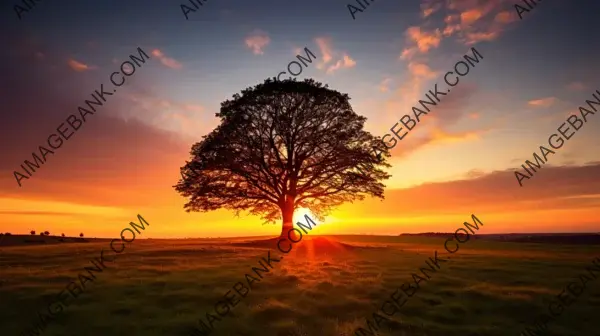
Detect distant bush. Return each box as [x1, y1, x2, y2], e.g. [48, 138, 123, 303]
[40, 232, 45, 236]
[80, 233, 84, 238]
[5, 233, 11, 236]
[61, 233, 65, 237]
[30, 230, 35, 235]
[44, 231, 50, 236]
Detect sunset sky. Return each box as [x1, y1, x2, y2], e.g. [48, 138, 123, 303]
[1, 0, 599, 238]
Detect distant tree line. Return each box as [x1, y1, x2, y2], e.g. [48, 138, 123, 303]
[0, 231, 86, 237]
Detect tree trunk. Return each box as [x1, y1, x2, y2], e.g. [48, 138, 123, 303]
[280, 196, 298, 240]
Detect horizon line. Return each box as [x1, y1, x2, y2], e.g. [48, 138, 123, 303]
[3, 232, 599, 240]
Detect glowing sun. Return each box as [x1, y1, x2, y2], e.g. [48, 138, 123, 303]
[293, 207, 315, 223]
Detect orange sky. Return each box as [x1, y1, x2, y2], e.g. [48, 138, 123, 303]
[1, 159, 600, 238]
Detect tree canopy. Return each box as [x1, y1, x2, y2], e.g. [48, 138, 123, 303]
[174, 78, 391, 232]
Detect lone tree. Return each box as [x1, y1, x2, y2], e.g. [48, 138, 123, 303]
[30, 230, 35, 235]
[44, 231, 50, 236]
[174, 78, 391, 238]
[79, 233, 84, 238]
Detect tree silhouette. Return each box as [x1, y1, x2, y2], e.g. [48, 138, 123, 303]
[40, 232, 44, 236]
[30, 230, 35, 235]
[44, 231, 49, 236]
[61, 233, 65, 237]
[174, 78, 391, 238]
[79, 233, 84, 238]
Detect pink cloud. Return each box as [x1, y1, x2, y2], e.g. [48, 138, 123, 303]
[461, 9, 484, 25]
[151, 49, 182, 69]
[495, 11, 517, 24]
[315, 37, 334, 65]
[421, 0, 442, 18]
[464, 31, 500, 45]
[314, 37, 356, 75]
[406, 26, 442, 53]
[432, 0, 520, 45]
[528, 97, 557, 108]
[245, 30, 271, 55]
[67, 58, 95, 72]
[326, 54, 356, 74]
[407, 61, 437, 79]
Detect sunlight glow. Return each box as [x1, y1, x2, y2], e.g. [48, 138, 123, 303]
[292, 207, 337, 234]
[293, 207, 315, 224]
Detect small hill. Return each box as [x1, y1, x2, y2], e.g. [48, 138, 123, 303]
[230, 236, 376, 256]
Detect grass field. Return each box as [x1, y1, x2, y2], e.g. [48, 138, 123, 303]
[1, 234, 599, 336]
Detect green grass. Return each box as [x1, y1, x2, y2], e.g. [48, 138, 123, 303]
[1, 235, 599, 336]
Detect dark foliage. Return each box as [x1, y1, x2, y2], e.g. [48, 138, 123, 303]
[174, 78, 391, 233]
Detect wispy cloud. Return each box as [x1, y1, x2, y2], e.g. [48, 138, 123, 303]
[495, 11, 518, 24]
[124, 89, 211, 137]
[359, 162, 600, 220]
[400, 27, 443, 60]
[67, 58, 96, 72]
[429, 127, 483, 144]
[409, 0, 520, 47]
[151, 49, 183, 69]
[407, 61, 438, 79]
[245, 30, 271, 55]
[315, 37, 334, 66]
[461, 9, 483, 25]
[385, 83, 485, 158]
[326, 54, 356, 74]
[379, 78, 393, 92]
[421, 0, 442, 18]
[314, 37, 356, 75]
[528, 97, 557, 108]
